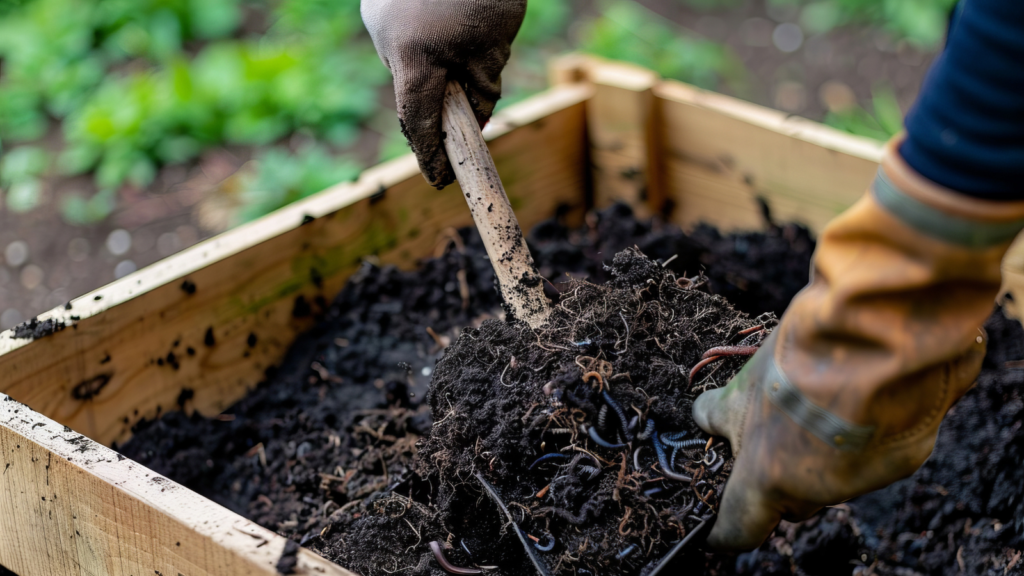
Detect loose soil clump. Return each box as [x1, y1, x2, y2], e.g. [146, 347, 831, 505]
[319, 248, 767, 575]
[117, 203, 1024, 575]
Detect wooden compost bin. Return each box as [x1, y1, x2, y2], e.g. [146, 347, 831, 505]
[2, 55, 1021, 576]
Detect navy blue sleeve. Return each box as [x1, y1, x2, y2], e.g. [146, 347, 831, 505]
[899, 0, 1024, 200]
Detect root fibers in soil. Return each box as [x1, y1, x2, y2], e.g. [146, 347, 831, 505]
[323, 248, 765, 576]
[116, 203, 1024, 576]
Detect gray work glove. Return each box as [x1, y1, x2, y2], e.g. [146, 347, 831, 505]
[361, 0, 527, 189]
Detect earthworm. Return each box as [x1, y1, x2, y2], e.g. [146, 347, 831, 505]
[700, 346, 759, 360]
[674, 438, 708, 449]
[533, 533, 556, 552]
[643, 487, 664, 497]
[586, 424, 627, 449]
[572, 451, 601, 472]
[688, 355, 723, 385]
[582, 371, 604, 391]
[598, 404, 609, 431]
[737, 324, 764, 336]
[529, 453, 569, 470]
[628, 415, 638, 433]
[602, 390, 632, 439]
[659, 431, 690, 449]
[616, 544, 638, 560]
[460, 540, 473, 558]
[703, 449, 718, 467]
[429, 541, 482, 575]
[708, 457, 725, 475]
[633, 446, 644, 471]
[637, 419, 655, 441]
[651, 431, 693, 482]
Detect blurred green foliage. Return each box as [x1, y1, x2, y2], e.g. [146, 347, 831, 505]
[794, 0, 957, 48]
[0, 0, 950, 227]
[581, 1, 747, 92]
[824, 86, 904, 140]
[237, 144, 362, 222]
[0, 0, 389, 224]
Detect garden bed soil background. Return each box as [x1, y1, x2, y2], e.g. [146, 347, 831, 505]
[115, 204, 1024, 576]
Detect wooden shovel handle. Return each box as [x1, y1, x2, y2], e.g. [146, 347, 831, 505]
[441, 81, 550, 328]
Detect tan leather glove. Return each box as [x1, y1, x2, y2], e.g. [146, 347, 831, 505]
[361, 0, 526, 189]
[692, 137, 1024, 552]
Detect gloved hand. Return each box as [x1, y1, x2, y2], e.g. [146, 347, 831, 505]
[361, 0, 527, 189]
[692, 137, 1024, 552]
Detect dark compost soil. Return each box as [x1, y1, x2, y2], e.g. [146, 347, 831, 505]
[117, 203, 1024, 576]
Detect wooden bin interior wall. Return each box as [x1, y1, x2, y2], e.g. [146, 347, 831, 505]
[0, 57, 897, 576]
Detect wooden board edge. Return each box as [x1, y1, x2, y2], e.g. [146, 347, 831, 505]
[652, 80, 885, 164]
[0, 83, 594, 361]
[0, 393, 355, 576]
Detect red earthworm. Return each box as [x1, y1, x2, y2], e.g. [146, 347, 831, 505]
[688, 356, 723, 386]
[737, 325, 764, 336]
[700, 346, 759, 360]
[430, 541, 482, 575]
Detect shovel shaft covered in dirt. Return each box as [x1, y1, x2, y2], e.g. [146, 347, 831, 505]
[441, 81, 550, 328]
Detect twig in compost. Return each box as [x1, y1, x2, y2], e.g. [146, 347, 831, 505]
[430, 541, 483, 575]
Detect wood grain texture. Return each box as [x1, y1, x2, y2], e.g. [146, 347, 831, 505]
[0, 84, 592, 448]
[653, 80, 883, 233]
[0, 393, 354, 576]
[441, 82, 550, 327]
[568, 57, 662, 217]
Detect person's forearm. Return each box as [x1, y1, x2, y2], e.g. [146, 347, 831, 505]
[900, 0, 1024, 200]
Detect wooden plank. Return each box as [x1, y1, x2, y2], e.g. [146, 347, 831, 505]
[551, 55, 663, 217]
[652, 80, 884, 233]
[0, 394, 354, 576]
[0, 84, 593, 448]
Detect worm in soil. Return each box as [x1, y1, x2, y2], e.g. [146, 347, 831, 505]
[689, 355, 723, 385]
[617, 544, 638, 560]
[533, 533, 556, 552]
[659, 431, 690, 449]
[651, 431, 693, 482]
[700, 345, 759, 360]
[602, 390, 632, 439]
[529, 453, 569, 469]
[430, 541, 482, 575]
[637, 419, 655, 441]
[585, 424, 627, 449]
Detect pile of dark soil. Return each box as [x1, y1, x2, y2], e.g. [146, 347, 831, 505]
[117, 201, 1024, 576]
[528, 202, 814, 318]
[117, 203, 798, 571]
[318, 248, 768, 575]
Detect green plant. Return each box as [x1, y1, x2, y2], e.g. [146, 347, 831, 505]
[798, 0, 956, 48]
[0, 145, 48, 212]
[825, 85, 903, 141]
[580, 1, 748, 92]
[236, 144, 362, 224]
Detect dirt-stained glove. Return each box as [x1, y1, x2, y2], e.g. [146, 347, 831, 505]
[692, 136, 1024, 552]
[361, 0, 527, 189]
